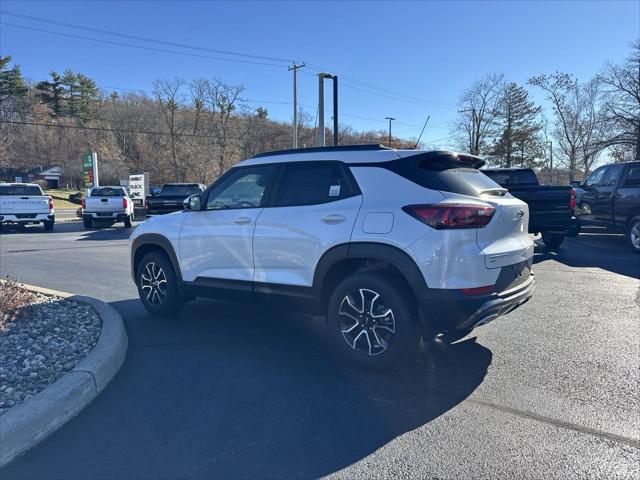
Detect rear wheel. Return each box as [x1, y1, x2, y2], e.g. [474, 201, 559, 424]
[327, 272, 420, 370]
[83, 216, 93, 228]
[123, 215, 132, 228]
[136, 251, 184, 315]
[628, 216, 640, 253]
[43, 220, 54, 232]
[541, 232, 564, 250]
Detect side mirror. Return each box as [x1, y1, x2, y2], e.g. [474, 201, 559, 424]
[570, 180, 581, 189]
[183, 194, 202, 211]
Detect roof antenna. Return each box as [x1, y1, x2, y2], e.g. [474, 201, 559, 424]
[413, 115, 430, 150]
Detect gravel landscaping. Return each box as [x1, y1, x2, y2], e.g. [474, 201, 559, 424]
[0, 286, 101, 415]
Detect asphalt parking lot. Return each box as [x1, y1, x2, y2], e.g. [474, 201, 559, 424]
[0, 221, 639, 479]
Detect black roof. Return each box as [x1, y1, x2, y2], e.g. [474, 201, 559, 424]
[252, 144, 392, 158]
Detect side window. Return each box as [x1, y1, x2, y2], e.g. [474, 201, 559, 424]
[602, 164, 624, 187]
[274, 162, 357, 207]
[585, 167, 606, 187]
[205, 165, 276, 210]
[623, 166, 640, 187]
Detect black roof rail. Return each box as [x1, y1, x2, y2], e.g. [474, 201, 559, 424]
[252, 144, 392, 159]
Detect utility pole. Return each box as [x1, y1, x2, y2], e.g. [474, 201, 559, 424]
[332, 75, 338, 146]
[385, 117, 396, 147]
[288, 63, 305, 148]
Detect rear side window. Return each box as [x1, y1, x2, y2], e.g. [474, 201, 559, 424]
[387, 159, 504, 197]
[0, 185, 43, 196]
[160, 184, 203, 196]
[482, 170, 539, 187]
[274, 162, 358, 206]
[91, 187, 124, 197]
[622, 166, 640, 187]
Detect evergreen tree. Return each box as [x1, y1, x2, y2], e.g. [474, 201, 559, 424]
[36, 71, 66, 118]
[0, 55, 28, 104]
[492, 83, 542, 167]
[75, 73, 98, 122]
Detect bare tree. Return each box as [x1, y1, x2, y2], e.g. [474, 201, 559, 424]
[599, 40, 640, 161]
[452, 73, 504, 155]
[154, 78, 187, 181]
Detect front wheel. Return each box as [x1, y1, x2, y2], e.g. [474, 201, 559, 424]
[628, 216, 640, 253]
[327, 272, 420, 370]
[541, 232, 564, 250]
[136, 251, 184, 315]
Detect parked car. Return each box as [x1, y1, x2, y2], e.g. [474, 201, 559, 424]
[481, 167, 577, 249]
[130, 145, 535, 369]
[0, 183, 55, 231]
[573, 161, 640, 252]
[69, 191, 84, 205]
[145, 183, 205, 216]
[82, 186, 134, 228]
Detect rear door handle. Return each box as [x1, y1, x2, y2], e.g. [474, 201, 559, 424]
[233, 217, 252, 225]
[321, 214, 347, 225]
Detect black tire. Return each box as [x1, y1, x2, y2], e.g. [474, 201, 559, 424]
[136, 251, 184, 316]
[628, 216, 640, 253]
[43, 220, 54, 232]
[541, 232, 564, 250]
[123, 215, 132, 228]
[327, 272, 420, 370]
[83, 216, 93, 228]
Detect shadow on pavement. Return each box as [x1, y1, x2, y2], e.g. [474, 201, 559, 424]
[2, 297, 491, 479]
[533, 233, 640, 279]
[75, 226, 136, 241]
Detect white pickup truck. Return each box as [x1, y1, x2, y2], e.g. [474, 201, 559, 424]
[0, 183, 55, 232]
[82, 186, 134, 229]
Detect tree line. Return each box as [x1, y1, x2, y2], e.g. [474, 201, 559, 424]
[451, 41, 639, 183]
[0, 60, 413, 187]
[0, 40, 638, 187]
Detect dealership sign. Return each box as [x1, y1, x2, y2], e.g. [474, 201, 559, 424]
[129, 173, 149, 206]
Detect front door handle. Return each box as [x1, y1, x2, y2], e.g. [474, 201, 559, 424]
[321, 214, 347, 225]
[233, 217, 252, 225]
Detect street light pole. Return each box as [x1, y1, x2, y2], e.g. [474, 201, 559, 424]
[548, 141, 553, 184]
[385, 117, 395, 147]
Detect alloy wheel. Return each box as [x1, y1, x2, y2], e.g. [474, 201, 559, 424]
[338, 288, 396, 356]
[140, 261, 167, 306]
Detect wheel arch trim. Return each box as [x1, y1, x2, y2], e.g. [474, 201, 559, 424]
[130, 233, 183, 283]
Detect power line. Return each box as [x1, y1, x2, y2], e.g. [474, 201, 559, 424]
[0, 10, 294, 64]
[0, 22, 286, 68]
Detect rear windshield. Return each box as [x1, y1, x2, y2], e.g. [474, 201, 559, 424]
[385, 158, 505, 197]
[91, 187, 124, 197]
[0, 185, 43, 196]
[482, 170, 539, 187]
[160, 184, 202, 196]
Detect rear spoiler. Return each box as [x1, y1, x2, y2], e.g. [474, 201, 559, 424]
[406, 151, 486, 169]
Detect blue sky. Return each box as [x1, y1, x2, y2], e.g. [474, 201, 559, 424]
[1, 0, 638, 148]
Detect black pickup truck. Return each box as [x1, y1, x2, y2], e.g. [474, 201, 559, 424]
[145, 183, 205, 216]
[573, 161, 640, 253]
[482, 168, 577, 249]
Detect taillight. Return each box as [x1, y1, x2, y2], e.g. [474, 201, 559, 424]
[403, 204, 495, 229]
[123, 197, 128, 209]
[570, 188, 576, 211]
[48, 196, 54, 210]
[81, 197, 86, 209]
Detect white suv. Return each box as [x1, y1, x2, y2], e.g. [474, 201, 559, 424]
[130, 145, 535, 368]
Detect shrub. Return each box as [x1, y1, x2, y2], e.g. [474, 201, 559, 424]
[33, 179, 49, 189]
[0, 278, 35, 329]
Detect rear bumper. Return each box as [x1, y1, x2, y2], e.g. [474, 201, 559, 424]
[418, 273, 536, 333]
[0, 213, 54, 224]
[84, 211, 128, 221]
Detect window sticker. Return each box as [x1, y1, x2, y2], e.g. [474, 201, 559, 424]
[329, 185, 341, 197]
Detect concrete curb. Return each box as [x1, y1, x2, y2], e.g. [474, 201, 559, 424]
[0, 283, 128, 467]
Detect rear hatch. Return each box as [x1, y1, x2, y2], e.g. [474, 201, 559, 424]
[0, 185, 49, 214]
[507, 186, 572, 230]
[475, 195, 533, 269]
